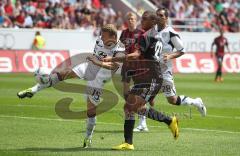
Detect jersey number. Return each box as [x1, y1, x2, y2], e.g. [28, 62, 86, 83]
[154, 41, 163, 60]
[162, 85, 171, 93]
[92, 89, 101, 101]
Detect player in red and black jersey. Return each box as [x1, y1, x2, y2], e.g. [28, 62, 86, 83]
[211, 29, 230, 82]
[119, 12, 156, 132]
[119, 12, 144, 100]
[103, 11, 179, 150]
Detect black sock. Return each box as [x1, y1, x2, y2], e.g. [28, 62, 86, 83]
[146, 108, 172, 125]
[124, 120, 135, 144]
[176, 96, 182, 105]
[219, 71, 222, 77]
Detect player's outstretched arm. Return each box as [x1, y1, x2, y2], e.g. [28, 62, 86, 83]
[210, 40, 216, 57]
[163, 51, 184, 62]
[87, 56, 119, 70]
[103, 50, 140, 63]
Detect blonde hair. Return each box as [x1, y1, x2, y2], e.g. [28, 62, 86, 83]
[101, 24, 118, 37]
[125, 12, 137, 20]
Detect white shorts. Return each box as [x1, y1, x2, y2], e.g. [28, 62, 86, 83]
[72, 62, 109, 106]
[160, 74, 177, 97]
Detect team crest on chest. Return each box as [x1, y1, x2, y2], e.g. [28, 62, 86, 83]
[97, 51, 108, 58]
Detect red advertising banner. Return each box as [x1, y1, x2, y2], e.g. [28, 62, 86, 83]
[173, 53, 240, 73]
[16, 50, 70, 72]
[0, 51, 239, 73]
[0, 50, 70, 73]
[0, 51, 17, 72]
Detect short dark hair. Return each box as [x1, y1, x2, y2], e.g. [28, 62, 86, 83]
[156, 7, 169, 18]
[142, 11, 157, 21]
[36, 31, 41, 36]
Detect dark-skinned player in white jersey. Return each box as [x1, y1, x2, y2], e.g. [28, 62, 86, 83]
[134, 8, 207, 132]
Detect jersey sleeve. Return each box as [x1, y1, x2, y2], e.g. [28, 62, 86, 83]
[225, 38, 229, 46]
[213, 38, 217, 45]
[113, 41, 125, 56]
[93, 38, 102, 51]
[169, 31, 185, 52]
[119, 30, 125, 43]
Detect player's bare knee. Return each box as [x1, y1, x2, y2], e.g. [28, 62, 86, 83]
[149, 99, 155, 106]
[87, 107, 96, 117]
[87, 99, 97, 117]
[59, 68, 76, 80]
[126, 94, 137, 105]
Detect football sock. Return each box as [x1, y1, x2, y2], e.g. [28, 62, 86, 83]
[124, 120, 135, 144]
[138, 115, 147, 127]
[86, 116, 96, 139]
[179, 95, 201, 107]
[219, 71, 222, 77]
[31, 83, 48, 94]
[144, 107, 172, 125]
[30, 73, 61, 94]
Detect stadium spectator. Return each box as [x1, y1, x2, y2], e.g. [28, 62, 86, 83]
[4, 0, 14, 19]
[115, 11, 124, 30]
[24, 12, 33, 28]
[32, 31, 46, 50]
[0, 0, 238, 32]
[150, 0, 239, 32]
[15, 10, 25, 27]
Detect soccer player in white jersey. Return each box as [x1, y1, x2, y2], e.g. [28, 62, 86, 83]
[17, 24, 125, 148]
[133, 8, 207, 132]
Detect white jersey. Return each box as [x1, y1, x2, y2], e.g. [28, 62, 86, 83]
[72, 38, 125, 105]
[153, 25, 185, 78]
[73, 38, 125, 82]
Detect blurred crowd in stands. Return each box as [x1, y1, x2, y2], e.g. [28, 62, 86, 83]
[0, 0, 239, 32]
[0, 0, 124, 30]
[150, 0, 240, 32]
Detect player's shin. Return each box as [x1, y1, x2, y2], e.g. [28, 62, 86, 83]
[141, 107, 172, 125]
[30, 73, 62, 94]
[124, 113, 135, 144]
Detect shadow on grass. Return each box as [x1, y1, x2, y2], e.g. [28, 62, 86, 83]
[17, 147, 115, 152]
[16, 147, 149, 152]
[76, 130, 123, 133]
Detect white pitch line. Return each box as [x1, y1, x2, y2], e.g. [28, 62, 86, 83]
[191, 114, 240, 120]
[2, 104, 240, 120]
[0, 115, 240, 134]
[182, 128, 240, 134]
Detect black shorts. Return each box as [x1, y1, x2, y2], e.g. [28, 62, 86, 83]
[129, 78, 162, 102]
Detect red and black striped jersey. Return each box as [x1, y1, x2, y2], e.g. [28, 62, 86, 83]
[213, 36, 228, 57]
[119, 28, 144, 54]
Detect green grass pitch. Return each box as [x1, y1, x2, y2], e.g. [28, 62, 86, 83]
[0, 73, 240, 156]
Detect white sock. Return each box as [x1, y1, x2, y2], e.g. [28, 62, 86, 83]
[86, 116, 96, 139]
[139, 115, 147, 128]
[31, 83, 48, 94]
[30, 73, 61, 94]
[180, 95, 201, 107]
